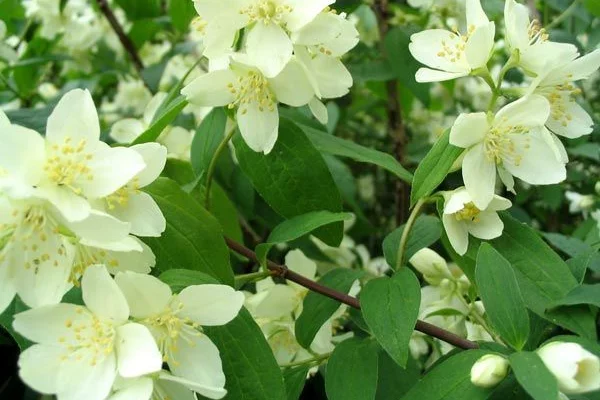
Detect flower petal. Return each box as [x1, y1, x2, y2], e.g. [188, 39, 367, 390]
[115, 272, 172, 319]
[116, 322, 163, 378]
[466, 0, 489, 26]
[306, 55, 353, 99]
[46, 89, 100, 143]
[110, 119, 146, 144]
[270, 57, 315, 106]
[462, 144, 497, 210]
[178, 284, 245, 326]
[415, 68, 468, 83]
[409, 30, 469, 73]
[308, 98, 328, 124]
[181, 69, 236, 107]
[442, 214, 469, 256]
[465, 23, 495, 69]
[13, 303, 88, 344]
[285, 0, 334, 31]
[107, 377, 154, 400]
[467, 211, 504, 240]
[0, 124, 45, 187]
[494, 94, 550, 128]
[130, 143, 168, 187]
[17, 344, 64, 394]
[546, 96, 594, 139]
[82, 265, 129, 324]
[450, 112, 489, 148]
[158, 371, 224, 400]
[236, 102, 279, 154]
[169, 334, 226, 391]
[57, 354, 117, 400]
[246, 22, 293, 78]
[110, 191, 166, 237]
[67, 210, 131, 245]
[34, 186, 91, 222]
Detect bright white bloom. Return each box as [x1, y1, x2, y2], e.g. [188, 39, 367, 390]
[530, 49, 600, 139]
[409, 248, 453, 286]
[194, 0, 333, 77]
[565, 191, 596, 216]
[537, 342, 600, 394]
[409, 0, 495, 82]
[108, 371, 214, 400]
[13, 265, 163, 400]
[470, 354, 509, 388]
[140, 41, 172, 67]
[0, 90, 145, 222]
[115, 272, 245, 399]
[504, 0, 579, 77]
[450, 95, 565, 209]
[108, 79, 153, 117]
[182, 58, 314, 154]
[442, 187, 511, 255]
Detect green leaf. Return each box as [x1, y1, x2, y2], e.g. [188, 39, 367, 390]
[281, 113, 412, 183]
[158, 269, 218, 292]
[143, 178, 234, 285]
[295, 268, 362, 348]
[382, 215, 442, 268]
[551, 284, 600, 308]
[566, 252, 595, 283]
[0, 298, 31, 350]
[129, 18, 162, 48]
[476, 244, 530, 350]
[191, 107, 228, 176]
[131, 95, 188, 145]
[210, 183, 243, 243]
[204, 308, 287, 400]
[325, 338, 379, 400]
[283, 367, 310, 400]
[543, 232, 594, 257]
[234, 119, 344, 246]
[410, 130, 463, 206]
[361, 269, 421, 367]
[114, 0, 161, 19]
[384, 27, 430, 105]
[585, 0, 600, 16]
[168, 0, 197, 32]
[375, 350, 420, 399]
[402, 350, 495, 400]
[13, 38, 55, 95]
[509, 352, 558, 400]
[256, 211, 353, 265]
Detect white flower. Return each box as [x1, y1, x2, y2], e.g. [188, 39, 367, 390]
[292, 10, 359, 58]
[194, 0, 334, 77]
[13, 265, 162, 400]
[182, 58, 314, 154]
[140, 41, 172, 66]
[565, 191, 595, 216]
[504, 0, 579, 77]
[450, 95, 565, 209]
[110, 79, 153, 117]
[470, 354, 509, 388]
[530, 49, 600, 139]
[409, 0, 495, 82]
[537, 341, 600, 394]
[107, 371, 211, 400]
[0, 90, 146, 222]
[114, 272, 245, 399]
[409, 248, 454, 285]
[442, 187, 511, 255]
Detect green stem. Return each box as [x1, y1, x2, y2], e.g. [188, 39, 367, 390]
[545, 0, 581, 31]
[234, 271, 273, 288]
[486, 53, 519, 112]
[395, 197, 428, 270]
[279, 352, 332, 369]
[457, 295, 505, 345]
[205, 127, 236, 210]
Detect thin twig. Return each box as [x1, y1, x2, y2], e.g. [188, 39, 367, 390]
[224, 237, 479, 350]
[95, 0, 144, 72]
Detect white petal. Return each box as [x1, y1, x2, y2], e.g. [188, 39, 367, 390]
[462, 144, 497, 210]
[415, 68, 468, 82]
[442, 214, 469, 256]
[497, 166, 515, 193]
[494, 94, 550, 128]
[467, 211, 504, 239]
[143, 92, 168, 126]
[103, 240, 155, 275]
[67, 209, 131, 245]
[13, 303, 88, 344]
[503, 0, 530, 51]
[465, 23, 495, 69]
[46, 89, 100, 143]
[107, 377, 153, 400]
[178, 284, 245, 326]
[546, 97, 594, 139]
[57, 354, 117, 400]
[488, 195, 512, 211]
[17, 345, 64, 394]
[34, 186, 91, 222]
[409, 30, 469, 73]
[82, 265, 129, 324]
[285, 249, 317, 280]
[169, 334, 226, 391]
[291, 12, 341, 46]
[308, 98, 328, 124]
[270, 57, 315, 105]
[80, 235, 143, 253]
[158, 371, 224, 400]
[115, 272, 172, 319]
[246, 23, 293, 78]
[110, 119, 146, 144]
[252, 284, 299, 319]
[285, 0, 334, 31]
[116, 322, 163, 378]
[0, 124, 45, 187]
[181, 69, 236, 107]
[0, 109, 9, 127]
[110, 191, 166, 237]
[307, 55, 353, 99]
[444, 187, 473, 215]
[450, 112, 489, 148]
[130, 143, 168, 187]
[544, 49, 600, 86]
[236, 103, 279, 154]
[466, 0, 489, 26]
[502, 129, 566, 185]
[79, 143, 146, 199]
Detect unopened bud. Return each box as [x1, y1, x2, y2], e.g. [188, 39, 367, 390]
[470, 354, 509, 388]
[537, 342, 600, 394]
[409, 248, 453, 285]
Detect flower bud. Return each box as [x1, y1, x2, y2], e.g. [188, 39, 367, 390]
[409, 248, 453, 285]
[537, 342, 600, 394]
[470, 354, 509, 388]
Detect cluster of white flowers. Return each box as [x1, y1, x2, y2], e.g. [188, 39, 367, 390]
[182, 0, 359, 153]
[408, 0, 600, 255]
[0, 89, 246, 399]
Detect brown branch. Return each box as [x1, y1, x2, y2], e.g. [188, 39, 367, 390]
[224, 237, 479, 350]
[96, 0, 144, 72]
[373, 0, 410, 224]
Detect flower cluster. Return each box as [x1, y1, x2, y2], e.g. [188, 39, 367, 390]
[409, 0, 600, 254]
[182, 0, 359, 153]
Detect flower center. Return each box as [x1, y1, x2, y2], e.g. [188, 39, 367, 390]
[43, 137, 94, 194]
[527, 20, 548, 45]
[228, 71, 276, 114]
[539, 83, 582, 128]
[60, 309, 116, 366]
[70, 245, 121, 285]
[454, 202, 481, 222]
[436, 26, 475, 65]
[241, 0, 292, 25]
[483, 121, 529, 166]
[105, 178, 140, 210]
